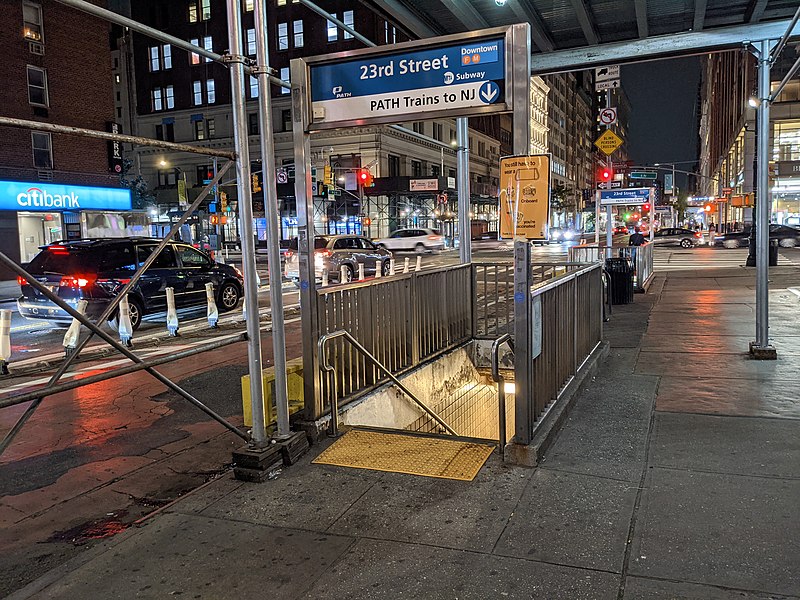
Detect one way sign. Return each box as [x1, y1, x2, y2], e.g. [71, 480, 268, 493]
[595, 65, 620, 82]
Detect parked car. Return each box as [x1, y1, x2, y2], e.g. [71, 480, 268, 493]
[376, 228, 444, 253]
[284, 235, 392, 285]
[714, 225, 800, 248]
[16, 238, 244, 331]
[652, 227, 704, 248]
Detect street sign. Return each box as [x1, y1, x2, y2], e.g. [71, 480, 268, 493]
[722, 187, 733, 193]
[499, 154, 551, 240]
[630, 171, 657, 180]
[308, 31, 515, 129]
[598, 107, 617, 126]
[596, 79, 620, 91]
[599, 188, 652, 206]
[594, 129, 624, 156]
[276, 168, 288, 184]
[595, 65, 620, 82]
[597, 181, 622, 189]
[664, 173, 674, 193]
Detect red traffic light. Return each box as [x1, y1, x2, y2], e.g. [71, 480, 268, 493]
[599, 168, 612, 181]
[358, 169, 374, 187]
[704, 204, 713, 212]
[642, 203, 650, 211]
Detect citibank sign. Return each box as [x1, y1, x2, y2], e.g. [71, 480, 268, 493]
[0, 180, 132, 212]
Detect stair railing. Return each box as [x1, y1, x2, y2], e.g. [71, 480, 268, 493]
[490, 333, 515, 456]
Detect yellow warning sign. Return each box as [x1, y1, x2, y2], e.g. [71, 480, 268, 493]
[499, 154, 551, 240]
[594, 129, 624, 156]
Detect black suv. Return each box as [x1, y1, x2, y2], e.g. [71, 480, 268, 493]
[17, 238, 244, 330]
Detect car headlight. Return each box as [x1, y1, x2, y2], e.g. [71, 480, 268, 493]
[563, 231, 574, 240]
[551, 230, 560, 239]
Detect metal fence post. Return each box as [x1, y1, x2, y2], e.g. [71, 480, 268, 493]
[573, 274, 579, 373]
[513, 241, 532, 445]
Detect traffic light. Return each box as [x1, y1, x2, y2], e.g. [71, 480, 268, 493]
[642, 203, 650, 211]
[362, 217, 372, 227]
[210, 214, 218, 225]
[251, 173, 262, 193]
[220, 191, 228, 212]
[599, 167, 613, 182]
[704, 203, 713, 212]
[358, 169, 374, 187]
[324, 165, 333, 186]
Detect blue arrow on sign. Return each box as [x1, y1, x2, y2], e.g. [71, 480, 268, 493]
[479, 81, 499, 104]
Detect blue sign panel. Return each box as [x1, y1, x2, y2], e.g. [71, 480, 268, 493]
[0, 180, 132, 212]
[310, 37, 506, 125]
[599, 188, 652, 205]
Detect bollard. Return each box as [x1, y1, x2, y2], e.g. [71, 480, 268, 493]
[374, 261, 382, 278]
[358, 263, 365, 281]
[117, 295, 134, 347]
[340, 264, 348, 283]
[0, 309, 11, 375]
[165, 287, 179, 336]
[205, 282, 219, 328]
[389, 259, 396, 276]
[415, 255, 422, 272]
[63, 299, 88, 356]
[403, 257, 410, 273]
[322, 269, 329, 287]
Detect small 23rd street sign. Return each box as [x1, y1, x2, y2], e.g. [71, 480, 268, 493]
[594, 129, 623, 156]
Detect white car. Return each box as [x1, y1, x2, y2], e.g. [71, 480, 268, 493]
[377, 228, 445, 253]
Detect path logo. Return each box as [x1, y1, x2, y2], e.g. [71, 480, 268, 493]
[460, 42, 499, 67]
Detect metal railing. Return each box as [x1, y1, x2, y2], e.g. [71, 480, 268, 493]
[515, 262, 604, 444]
[473, 261, 596, 338]
[568, 243, 654, 292]
[318, 330, 456, 436]
[491, 333, 514, 456]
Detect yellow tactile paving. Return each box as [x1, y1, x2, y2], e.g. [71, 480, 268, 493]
[312, 429, 494, 481]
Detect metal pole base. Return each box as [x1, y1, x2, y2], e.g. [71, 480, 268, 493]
[749, 342, 777, 360]
[0, 361, 8, 376]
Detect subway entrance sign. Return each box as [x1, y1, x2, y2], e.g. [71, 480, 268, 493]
[599, 188, 652, 205]
[305, 28, 519, 130]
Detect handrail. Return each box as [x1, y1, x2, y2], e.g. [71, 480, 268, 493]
[490, 333, 515, 455]
[317, 330, 457, 437]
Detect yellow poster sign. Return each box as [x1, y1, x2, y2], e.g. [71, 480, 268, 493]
[594, 129, 623, 156]
[499, 154, 551, 240]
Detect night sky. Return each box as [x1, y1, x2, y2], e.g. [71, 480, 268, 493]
[622, 56, 702, 193]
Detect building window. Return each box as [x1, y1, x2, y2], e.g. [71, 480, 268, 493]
[388, 155, 400, 177]
[149, 45, 172, 71]
[281, 109, 291, 131]
[327, 13, 338, 42]
[151, 88, 163, 111]
[189, 38, 200, 64]
[193, 80, 202, 105]
[250, 76, 259, 98]
[411, 160, 422, 177]
[194, 120, 206, 141]
[293, 20, 303, 48]
[244, 0, 254, 10]
[449, 128, 456, 144]
[206, 79, 215, 103]
[23, 2, 43, 41]
[431, 165, 440, 177]
[280, 67, 290, 94]
[343, 10, 354, 39]
[201, 0, 211, 20]
[384, 21, 396, 45]
[188, 2, 198, 22]
[247, 28, 256, 55]
[412, 121, 424, 134]
[278, 23, 288, 50]
[277, 0, 285, 4]
[155, 123, 175, 142]
[207, 118, 215, 138]
[433, 123, 443, 141]
[165, 85, 174, 109]
[27, 65, 48, 106]
[203, 36, 212, 62]
[31, 132, 52, 169]
[248, 113, 259, 135]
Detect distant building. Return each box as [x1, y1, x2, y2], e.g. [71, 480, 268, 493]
[530, 76, 549, 156]
[123, 0, 506, 243]
[0, 1, 129, 278]
[698, 48, 800, 228]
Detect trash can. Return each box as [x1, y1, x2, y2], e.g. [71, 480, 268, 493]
[769, 239, 779, 267]
[605, 257, 634, 304]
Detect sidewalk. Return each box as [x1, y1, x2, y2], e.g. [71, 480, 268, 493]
[9, 262, 800, 599]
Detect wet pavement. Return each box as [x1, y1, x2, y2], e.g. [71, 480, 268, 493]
[3, 249, 800, 599]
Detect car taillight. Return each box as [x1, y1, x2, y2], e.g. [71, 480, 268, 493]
[47, 245, 69, 255]
[17, 276, 27, 286]
[695, 232, 701, 238]
[428, 235, 441, 240]
[60, 275, 95, 288]
[316, 249, 332, 258]
[285, 250, 294, 259]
